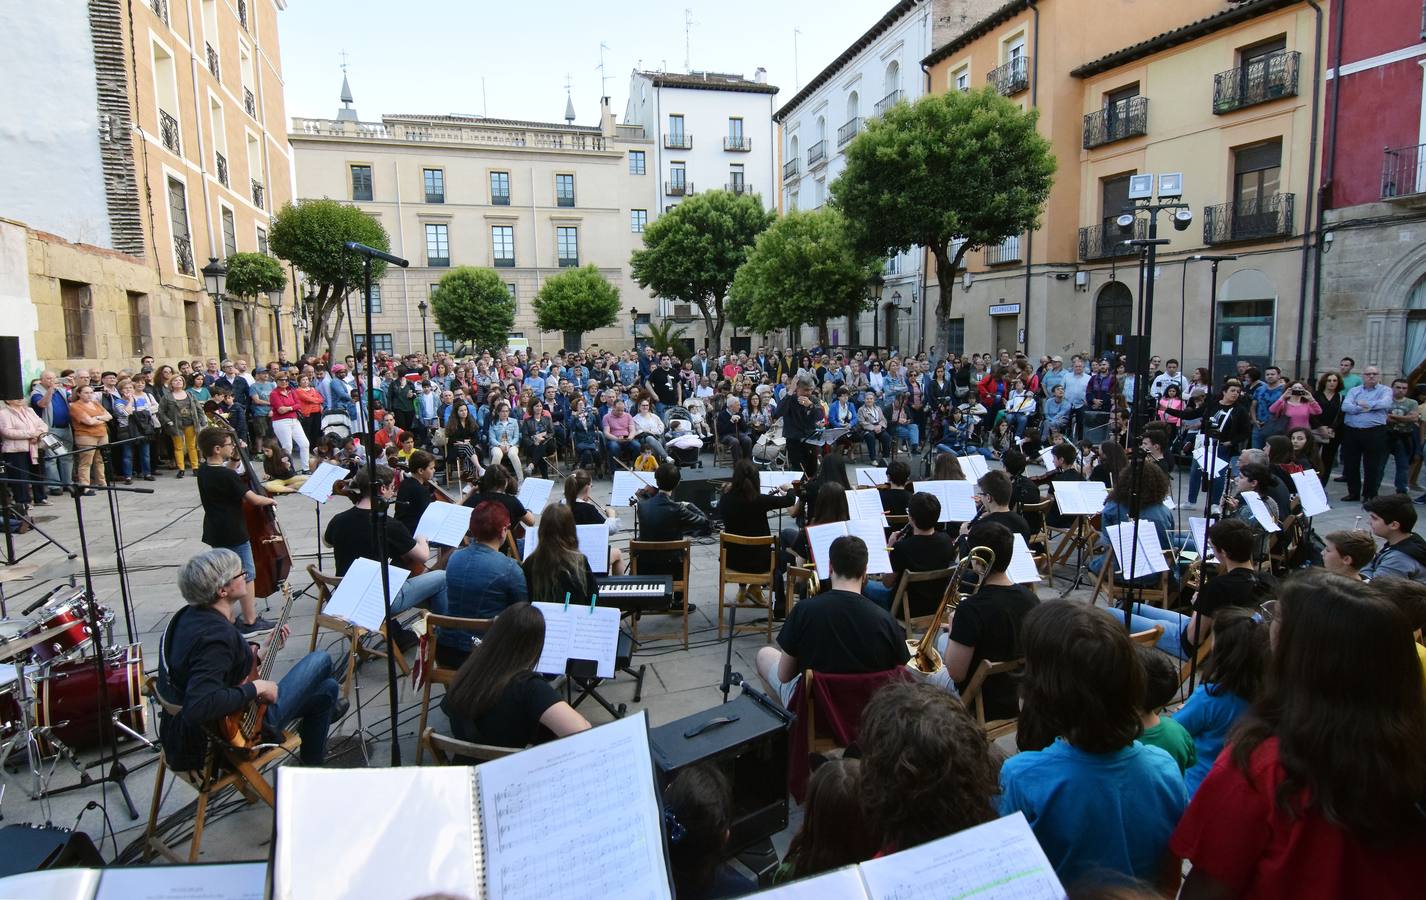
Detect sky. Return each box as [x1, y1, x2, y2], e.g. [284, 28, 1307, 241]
[277, 0, 895, 125]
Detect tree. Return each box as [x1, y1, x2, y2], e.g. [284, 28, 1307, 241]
[639, 319, 689, 355]
[428, 267, 515, 354]
[831, 87, 1056, 324]
[630, 189, 772, 351]
[729, 209, 880, 346]
[269, 199, 390, 358]
[224, 252, 287, 300]
[532, 264, 621, 351]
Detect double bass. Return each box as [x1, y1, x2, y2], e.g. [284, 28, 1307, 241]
[202, 400, 292, 597]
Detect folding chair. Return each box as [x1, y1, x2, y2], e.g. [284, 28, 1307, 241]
[887, 566, 955, 632]
[789, 667, 913, 801]
[1129, 623, 1165, 646]
[1089, 545, 1175, 610]
[628, 538, 691, 649]
[711, 416, 734, 467]
[717, 533, 777, 642]
[414, 612, 492, 764]
[307, 565, 410, 699]
[421, 726, 517, 766]
[958, 657, 1025, 741]
[784, 564, 814, 620]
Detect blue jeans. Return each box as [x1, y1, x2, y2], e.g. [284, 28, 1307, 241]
[120, 441, 151, 477]
[863, 580, 893, 610]
[392, 570, 448, 617]
[891, 423, 920, 449]
[607, 438, 639, 459]
[217, 541, 256, 581]
[1040, 417, 1068, 442]
[1116, 603, 1193, 658]
[862, 430, 892, 460]
[266, 651, 341, 765]
[1388, 431, 1417, 493]
[1005, 412, 1030, 438]
[641, 435, 669, 461]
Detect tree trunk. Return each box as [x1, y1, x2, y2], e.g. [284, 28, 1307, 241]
[932, 245, 955, 321]
[562, 329, 583, 352]
[699, 300, 720, 352]
[817, 319, 829, 347]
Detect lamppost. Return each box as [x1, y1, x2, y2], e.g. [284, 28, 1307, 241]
[629, 305, 640, 348]
[269, 289, 284, 363]
[201, 256, 228, 361]
[868, 272, 885, 352]
[890, 290, 903, 353]
[417, 298, 430, 356]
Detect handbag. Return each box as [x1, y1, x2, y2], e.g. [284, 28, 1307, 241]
[39, 432, 64, 455]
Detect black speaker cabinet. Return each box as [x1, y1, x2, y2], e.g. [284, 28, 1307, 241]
[0, 824, 104, 877]
[0, 336, 21, 401]
[672, 467, 730, 518]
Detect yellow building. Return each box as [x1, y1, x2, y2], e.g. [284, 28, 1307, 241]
[922, 0, 1328, 376]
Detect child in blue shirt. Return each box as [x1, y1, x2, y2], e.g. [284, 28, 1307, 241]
[1172, 604, 1269, 797]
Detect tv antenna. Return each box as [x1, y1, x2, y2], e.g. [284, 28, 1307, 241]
[597, 41, 611, 98]
[684, 8, 696, 73]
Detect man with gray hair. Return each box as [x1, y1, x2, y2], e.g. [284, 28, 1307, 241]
[772, 372, 825, 475]
[157, 549, 344, 770]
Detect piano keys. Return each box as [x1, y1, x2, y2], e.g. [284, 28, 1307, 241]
[595, 575, 675, 613]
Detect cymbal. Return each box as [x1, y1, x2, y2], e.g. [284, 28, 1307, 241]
[0, 622, 73, 664]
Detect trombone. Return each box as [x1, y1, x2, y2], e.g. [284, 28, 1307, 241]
[905, 545, 996, 689]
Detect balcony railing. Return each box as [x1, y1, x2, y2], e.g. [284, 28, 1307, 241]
[725, 181, 752, 195]
[237, 0, 248, 30]
[1203, 193, 1295, 244]
[1213, 51, 1300, 114]
[807, 139, 826, 166]
[783, 158, 800, 180]
[724, 136, 751, 151]
[837, 117, 861, 146]
[243, 87, 256, 117]
[1078, 220, 1147, 261]
[150, 0, 168, 26]
[251, 179, 264, 209]
[663, 132, 692, 150]
[215, 152, 228, 187]
[428, 255, 450, 268]
[159, 110, 180, 153]
[494, 256, 515, 268]
[206, 43, 220, 79]
[665, 179, 691, 196]
[558, 256, 579, 268]
[873, 89, 902, 116]
[988, 57, 1030, 96]
[985, 235, 1022, 265]
[174, 234, 195, 275]
[491, 193, 510, 206]
[1382, 143, 1426, 200]
[1083, 96, 1148, 149]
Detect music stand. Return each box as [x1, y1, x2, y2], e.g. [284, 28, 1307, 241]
[0, 460, 77, 566]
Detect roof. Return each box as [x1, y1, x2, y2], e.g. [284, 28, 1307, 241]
[1070, 0, 1301, 78]
[921, 0, 1030, 69]
[639, 70, 779, 95]
[773, 0, 918, 121]
[381, 112, 602, 133]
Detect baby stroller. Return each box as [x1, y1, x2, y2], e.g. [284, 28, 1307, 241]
[662, 406, 703, 468]
[320, 408, 354, 443]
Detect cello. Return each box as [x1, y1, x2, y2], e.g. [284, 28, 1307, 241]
[203, 400, 292, 597]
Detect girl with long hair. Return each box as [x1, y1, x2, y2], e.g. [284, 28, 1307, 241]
[523, 503, 598, 603]
[663, 764, 754, 900]
[563, 468, 623, 574]
[1285, 426, 1321, 473]
[775, 759, 874, 883]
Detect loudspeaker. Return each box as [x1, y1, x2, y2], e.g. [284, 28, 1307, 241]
[0, 824, 104, 877]
[672, 467, 729, 518]
[1122, 335, 1148, 374]
[0, 336, 21, 401]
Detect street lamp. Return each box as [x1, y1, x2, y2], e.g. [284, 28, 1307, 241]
[201, 256, 228, 361]
[891, 290, 903, 353]
[629, 305, 640, 345]
[417, 298, 430, 356]
[269, 289, 284, 363]
[868, 272, 885, 352]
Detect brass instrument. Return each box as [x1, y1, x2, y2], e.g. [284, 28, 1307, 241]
[905, 545, 996, 687]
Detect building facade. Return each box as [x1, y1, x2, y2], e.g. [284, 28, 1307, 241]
[289, 94, 658, 357]
[0, 0, 294, 375]
[921, 0, 1329, 380]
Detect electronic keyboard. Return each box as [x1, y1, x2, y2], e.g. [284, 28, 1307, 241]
[595, 576, 675, 612]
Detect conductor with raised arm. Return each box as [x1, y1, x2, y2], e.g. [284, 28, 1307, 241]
[773, 373, 825, 475]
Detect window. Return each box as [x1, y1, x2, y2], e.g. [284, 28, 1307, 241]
[556, 226, 578, 267]
[423, 168, 445, 203]
[631, 209, 648, 233]
[60, 280, 95, 358]
[358, 333, 394, 355]
[506, 282, 517, 312]
[728, 117, 744, 140]
[363, 283, 382, 314]
[433, 332, 454, 354]
[1406, 276, 1426, 375]
[351, 164, 373, 201]
[629, 150, 646, 175]
[425, 223, 449, 267]
[555, 173, 575, 207]
[952, 66, 970, 92]
[492, 225, 515, 267]
[945, 318, 965, 355]
[184, 300, 202, 355]
[884, 60, 900, 96]
[429, 283, 439, 297]
[668, 114, 685, 139]
[490, 170, 510, 205]
[669, 162, 687, 195]
[220, 206, 237, 257]
[728, 165, 745, 193]
[1233, 140, 1282, 220]
[167, 176, 194, 275]
[726, 117, 748, 150]
[256, 226, 268, 255]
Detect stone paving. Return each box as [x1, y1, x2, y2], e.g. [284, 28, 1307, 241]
[0, 455, 1403, 865]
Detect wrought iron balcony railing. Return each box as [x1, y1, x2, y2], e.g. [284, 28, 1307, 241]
[206, 43, 220, 79]
[873, 89, 902, 116]
[244, 87, 256, 117]
[1083, 96, 1148, 149]
[988, 57, 1030, 96]
[663, 132, 692, 150]
[837, 117, 861, 146]
[665, 179, 691, 196]
[725, 181, 752, 195]
[174, 234, 194, 275]
[807, 139, 826, 166]
[1203, 193, 1295, 244]
[723, 136, 751, 151]
[251, 179, 264, 209]
[215, 151, 228, 187]
[159, 110, 180, 153]
[1213, 51, 1300, 114]
[783, 158, 800, 180]
[1078, 220, 1147, 261]
[1382, 143, 1426, 200]
[985, 235, 1022, 265]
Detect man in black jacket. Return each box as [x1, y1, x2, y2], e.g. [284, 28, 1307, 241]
[717, 396, 753, 462]
[773, 374, 825, 475]
[636, 462, 712, 611]
[157, 549, 344, 770]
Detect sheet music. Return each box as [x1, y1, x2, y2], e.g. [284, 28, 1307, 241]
[1188, 516, 1218, 562]
[1163, 496, 1178, 511]
[532, 601, 621, 679]
[916, 480, 978, 522]
[522, 524, 610, 574]
[0, 869, 102, 900]
[96, 863, 267, 900]
[759, 470, 799, 494]
[857, 812, 1064, 900]
[274, 767, 481, 900]
[855, 467, 888, 488]
[1103, 521, 1170, 576]
[752, 867, 869, 898]
[516, 477, 554, 513]
[1193, 444, 1229, 478]
[1240, 491, 1282, 533]
[845, 489, 889, 526]
[1291, 470, 1330, 517]
[846, 518, 894, 576]
[1052, 481, 1107, 516]
[1038, 445, 1058, 470]
[958, 455, 990, 481]
[610, 468, 656, 506]
[297, 461, 348, 503]
[805, 522, 846, 580]
[1008, 534, 1041, 584]
[479, 713, 671, 900]
[414, 501, 474, 547]
[320, 557, 411, 632]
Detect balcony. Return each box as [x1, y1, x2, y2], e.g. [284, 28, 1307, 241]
[491, 193, 510, 206]
[215, 151, 228, 187]
[251, 179, 264, 209]
[988, 57, 1030, 96]
[837, 117, 861, 146]
[558, 256, 579, 268]
[985, 235, 1022, 265]
[873, 89, 902, 116]
[1083, 96, 1148, 149]
[237, 0, 248, 30]
[1078, 220, 1146, 261]
[783, 158, 800, 180]
[665, 179, 691, 196]
[725, 181, 753, 195]
[206, 43, 220, 79]
[494, 256, 515, 269]
[1382, 143, 1426, 202]
[1203, 193, 1295, 244]
[663, 132, 692, 150]
[1213, 51, 1299, 114]
[149, 0, 168, 26]
[556, 193, 575, 208]
[174, 234, 194, 276]
[243, 87, 256, 118]
[428, 255, 450, 268]
[159, 110, 180, 153]
[724, 136, 751, 151]
[807, 139, 826, 166]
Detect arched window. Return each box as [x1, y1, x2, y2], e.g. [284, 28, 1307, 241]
[789, 134, 799, 161]
[1407, 276, 1426, 377]
[846, 91, 859, 121]
[816, 115, 826, 142]
[1094, 282, 1133, 359]
[884, 60, 900, 96]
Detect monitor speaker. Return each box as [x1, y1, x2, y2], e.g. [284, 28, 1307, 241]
[0, 825, 104, 877]
[0, 336, 21, 401]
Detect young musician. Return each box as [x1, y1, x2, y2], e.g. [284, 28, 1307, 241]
[1043, 442, 1085, 529]
[196, 426, 277, 636]
[523, 504, 599, 604]
[877, 460, 912, 518]
[157, 549, 344, 769]
[1361, 494, 1426, 583]
[965, 470, 1031, 542]
[1320, 528, 1376, 581]
[864, 492, 956, 614]
[563, 468, 624, 575]
[635, 462, 713, 611]
[442, 500, 528, 657]
[394, 449, 437, 533]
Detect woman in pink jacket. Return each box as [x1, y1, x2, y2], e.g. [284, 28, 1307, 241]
[1269, 380, 1322, 432]
[0, 397, 50, 507]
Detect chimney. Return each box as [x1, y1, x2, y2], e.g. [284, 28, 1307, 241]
[600, 96, 616, 136]
[754, 67, 767, 84]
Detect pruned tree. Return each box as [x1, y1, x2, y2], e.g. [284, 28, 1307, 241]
[428, 267, 516, 355]
[269, 199, 390, 358]
[832, 86, 1056, 322]
[629, 189, 772, 351]
[532, 264, 621, 351]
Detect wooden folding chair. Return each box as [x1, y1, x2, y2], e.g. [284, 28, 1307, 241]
[503, 529, 521, 560]
[1129, 623, 1165, 647]
[1268, 513, 1300, 574]
[958, 657, 1025, 741]
[784, 564, 814, 620]
[306, 565, 409, 699]
[1022, 498, 1056, 576]
[887, 566, 955, 632]
[142, 677, 301, 863]
[1177, 632, 1214, 697]
[628, 538, 691, 649]
[422, 727, 517, 765]
[414, 612, 492, 764]
[717, 533, 778, 642]
[711, 416, 734, 468]
[883, 514, 909, 532]
[1089, 545, 1175, 609]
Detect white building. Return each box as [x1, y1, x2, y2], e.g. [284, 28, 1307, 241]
[771, 0, 999, 352]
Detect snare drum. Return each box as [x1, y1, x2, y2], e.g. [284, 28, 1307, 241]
[21, 593, 111, 664]
[35, 644, 147, 754]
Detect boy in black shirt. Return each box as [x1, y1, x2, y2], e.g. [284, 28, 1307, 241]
[967, 470, 1032, 542]
[1044, 442, 1085, 529]
[866, 492, 957, 615]
[394, 449, 437, 533]
[755, 535, 909, 708]
[196, 426, 277, 636]
[877, 460, 913, 518]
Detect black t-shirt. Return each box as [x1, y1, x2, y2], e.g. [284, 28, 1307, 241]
[948, 583, 1039, 720]
[648, 368, 676, 405]
[980, 510, 1032, 542]
[395, 476, 431, 533]
[443, 672, 561, 750]
[197, 463, 250, 547]
[879, 486, 911, 518]
[571, 499, 608, 526]
[887, 532, 957, 617]
[464, 490, 528, 526]
[324, 506, 419, 575]
[776, 589, 909, 673]
[1191, 567, 1265, 618]
[720, 490, 795, 572]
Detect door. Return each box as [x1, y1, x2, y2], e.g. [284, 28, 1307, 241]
[1094, 282, 1133, 359]
[1213, 299, 1275, 381]
[993, 315, 1018, 356]
[1232, 141, 1282, 238]
[1100, 174, 1133, 256]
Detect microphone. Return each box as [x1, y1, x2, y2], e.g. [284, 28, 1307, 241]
[343, 241, 409, 268]
[22, 585, 71, 616]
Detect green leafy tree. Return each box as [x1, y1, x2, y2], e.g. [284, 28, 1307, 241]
[223, 252, 287, 300]
[428, 267, 515, 354]
[269, 199, 390, 357]
[832, 86, 1056, 322]
[630, 189, 773, 351]
[639, 319, 689, 355]
[729, 209, 880, 346]
[533, 264, 621, 351]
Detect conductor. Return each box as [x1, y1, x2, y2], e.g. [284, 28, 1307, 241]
[773, 374, 825, 475]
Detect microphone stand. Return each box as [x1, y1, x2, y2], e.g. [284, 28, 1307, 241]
[0, 460, 78, 567]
